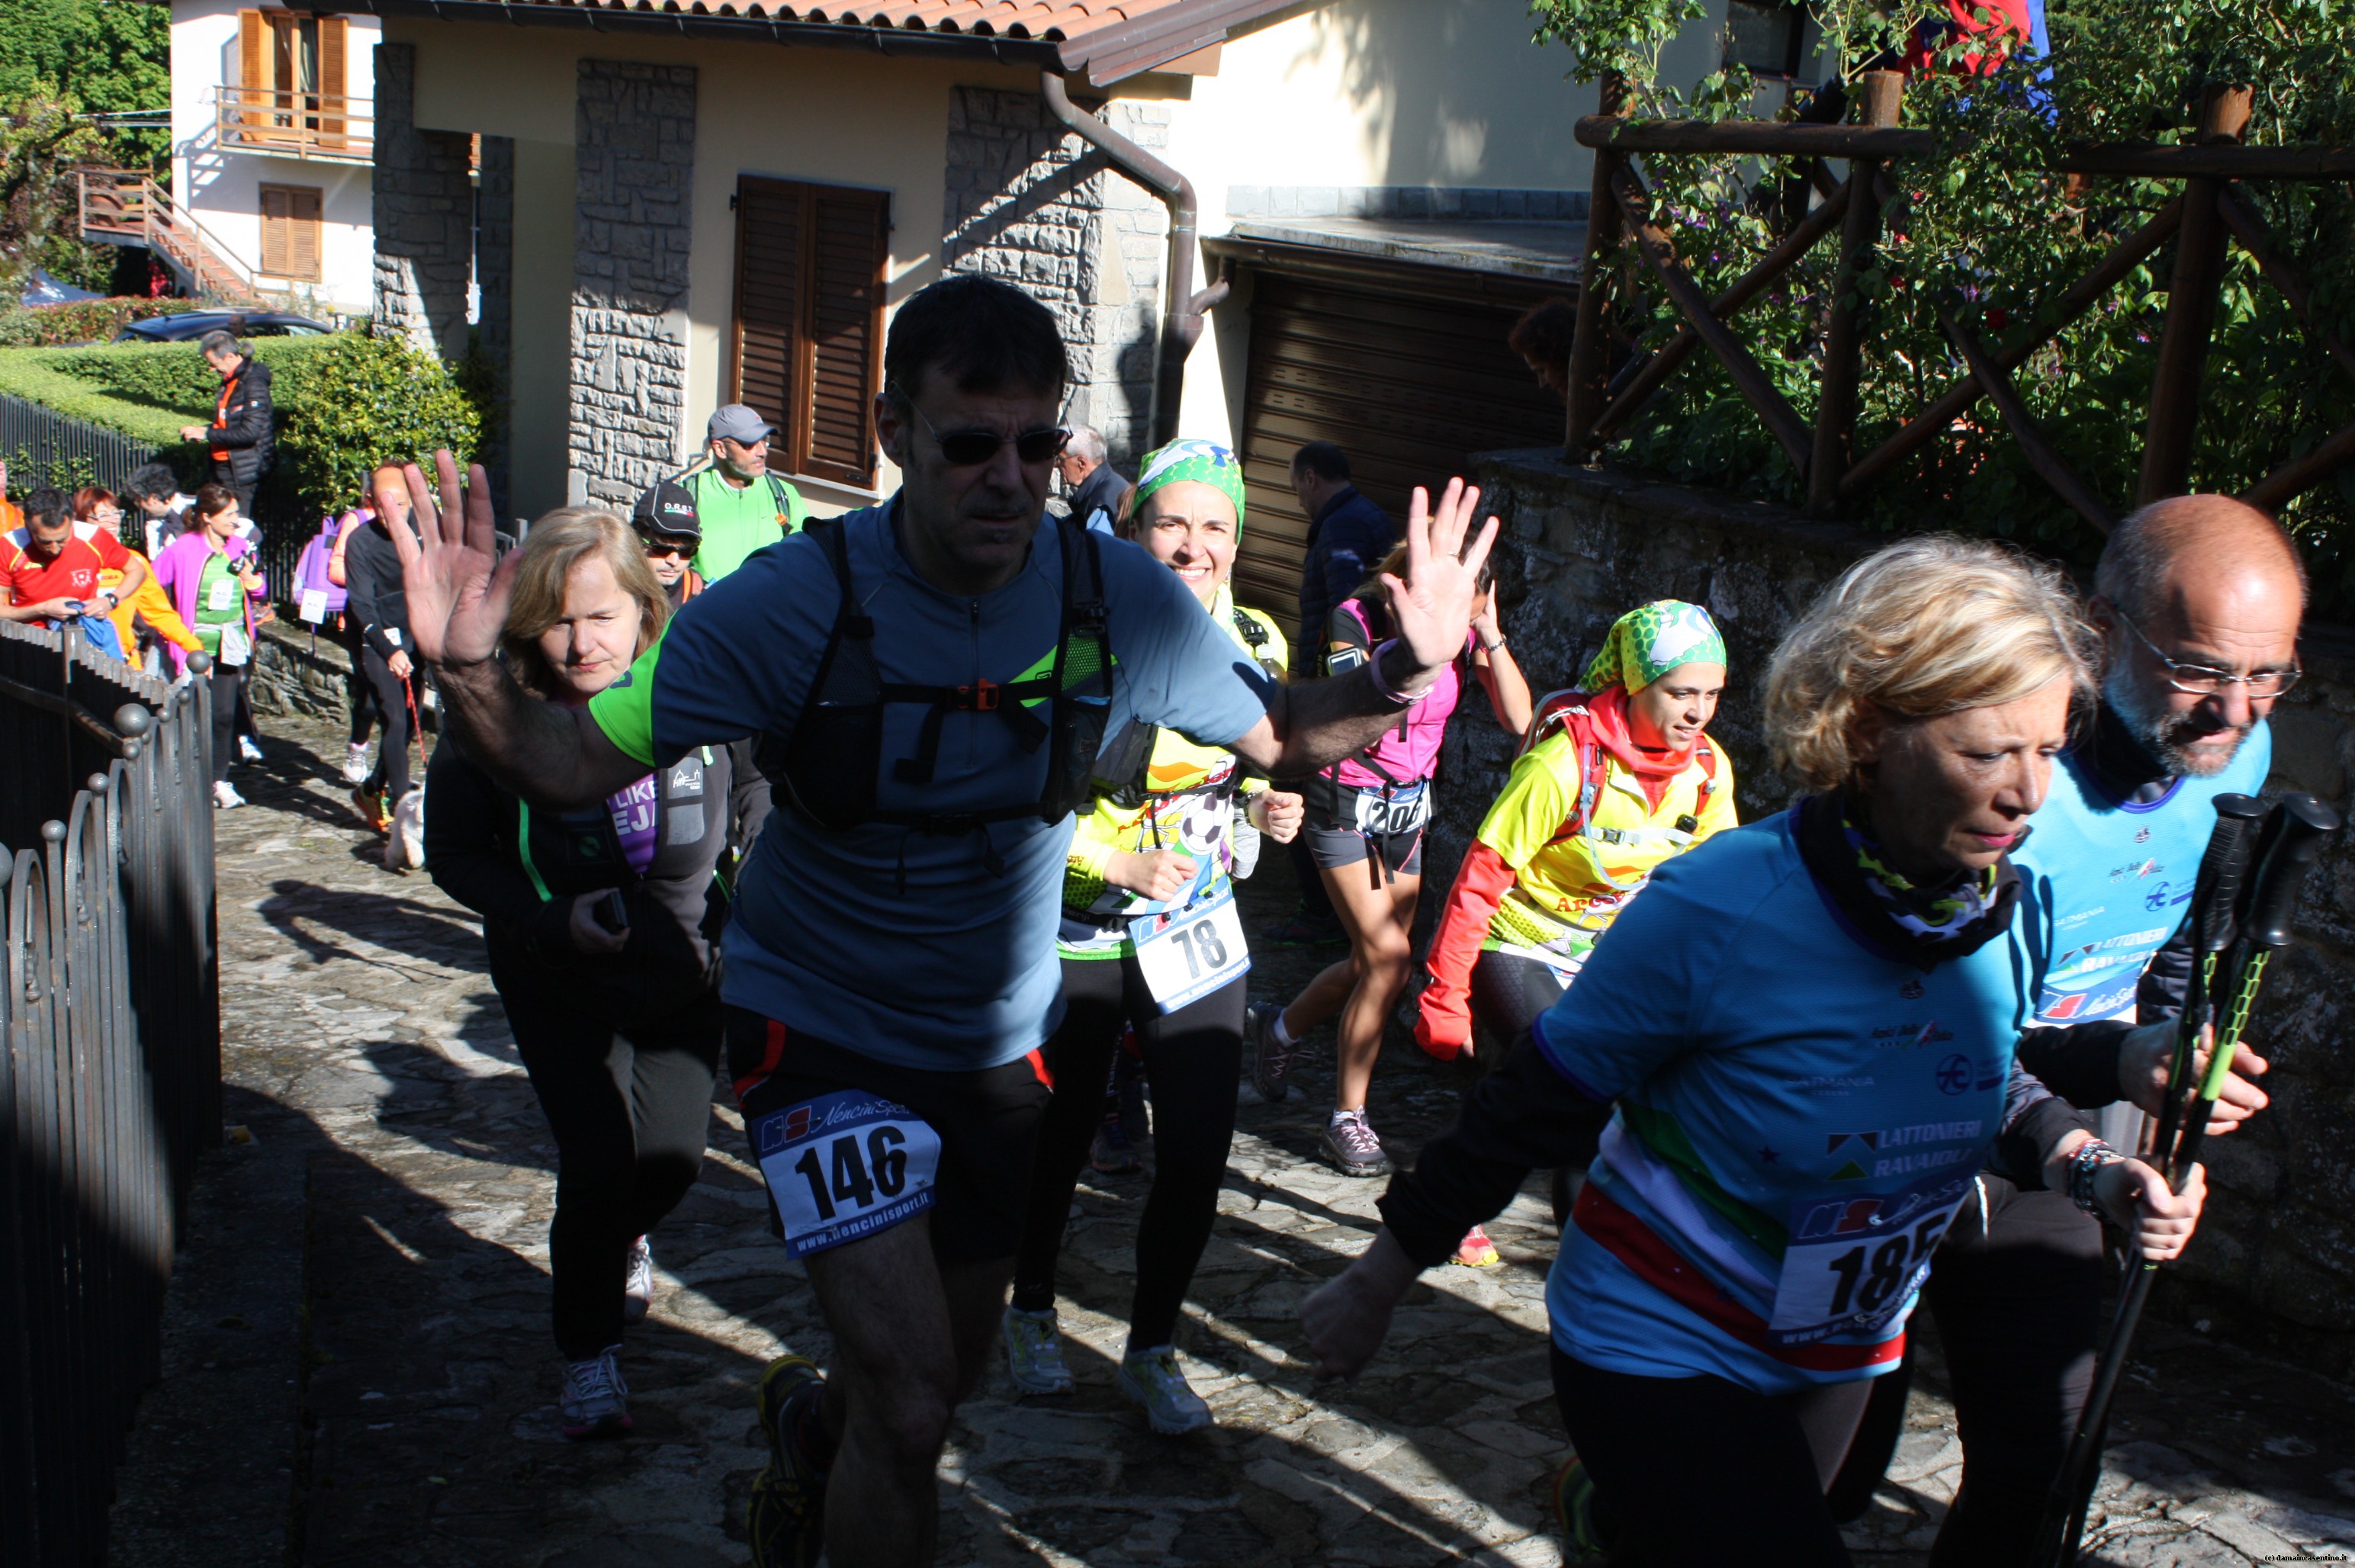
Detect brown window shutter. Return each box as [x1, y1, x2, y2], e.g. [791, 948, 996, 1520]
[318, 16, 347, 137]
[239, 11, 265, 124]
[290, 187, 322, 281]
[259, 185, 291, 276]
[803, 188, 889, 489]
[732, 177, 805, 476]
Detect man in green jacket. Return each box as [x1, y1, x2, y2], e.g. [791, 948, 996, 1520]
[675, 404, 808, 583]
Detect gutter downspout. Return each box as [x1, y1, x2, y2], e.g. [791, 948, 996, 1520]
[1039, 69, 1230, 450]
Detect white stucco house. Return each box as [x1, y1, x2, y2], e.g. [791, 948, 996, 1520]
[313, 0, 1804, 617]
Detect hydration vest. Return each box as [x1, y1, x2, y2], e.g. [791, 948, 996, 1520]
[758, 512, 1115, 850]
[1088, 600, 1282, 812]
[1521, 688, 1718, 877]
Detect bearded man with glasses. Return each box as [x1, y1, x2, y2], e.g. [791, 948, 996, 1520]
[1836, 493, 2304, 1564]
[388, 271, 1499, 1568]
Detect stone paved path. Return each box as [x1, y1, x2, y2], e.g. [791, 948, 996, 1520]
[111, 713, 2355, 1566]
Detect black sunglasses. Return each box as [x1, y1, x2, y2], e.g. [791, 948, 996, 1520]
[638, 532, 696, 557]
[891, 385, 1067, 468]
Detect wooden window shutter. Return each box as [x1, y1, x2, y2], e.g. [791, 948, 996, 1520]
[289, 187, 322, 280]
[259, 185, 291, 276]
[804, 187, 889, 488]
[730, 177, 889, 490]
[732, 177, 805, 477]
[318, 15, 347, 135]
[239, 11, 266, 125]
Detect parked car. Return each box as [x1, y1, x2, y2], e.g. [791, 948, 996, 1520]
[113, 310, 333, 343]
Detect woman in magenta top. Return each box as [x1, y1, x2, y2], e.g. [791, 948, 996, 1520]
[1248, 538, 1530, 1190]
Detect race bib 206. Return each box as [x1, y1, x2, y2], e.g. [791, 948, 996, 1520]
[751, 1089, 941, 1258]
[1351, 781, 1431, 838]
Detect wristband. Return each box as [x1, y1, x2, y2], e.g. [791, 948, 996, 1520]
[2065, 1138, 2127, 1221]
[1480, 635, 1507, 654]
[1367, 639, 1434, 708]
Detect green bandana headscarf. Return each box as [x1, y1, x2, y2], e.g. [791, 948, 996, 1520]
[1133, 439, 1248, 534]
[1579, 599, 1727, 693]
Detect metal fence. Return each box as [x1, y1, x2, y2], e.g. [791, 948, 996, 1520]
[0, 620, 220, 1566]
[0, 394, 163, 499]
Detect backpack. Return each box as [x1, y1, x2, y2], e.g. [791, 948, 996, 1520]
[1521, 688, 1718, 847]
[757, 512, 1114, 872]
[293, 515, 349, 625]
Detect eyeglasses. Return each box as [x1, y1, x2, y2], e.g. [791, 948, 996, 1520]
[2115, 609, 2301, 699]
[890, 385, 1067, 468]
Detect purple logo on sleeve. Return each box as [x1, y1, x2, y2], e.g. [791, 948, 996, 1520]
[607, 775, 660, 875]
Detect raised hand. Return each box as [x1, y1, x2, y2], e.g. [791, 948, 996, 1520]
[1380, 479, 1500, 685]
[391, 450, 513, 669]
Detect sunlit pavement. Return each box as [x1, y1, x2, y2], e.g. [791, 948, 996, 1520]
[107, 714, 2355, 1566]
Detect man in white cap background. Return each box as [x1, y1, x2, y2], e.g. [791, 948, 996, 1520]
[657, 403, 810, 585]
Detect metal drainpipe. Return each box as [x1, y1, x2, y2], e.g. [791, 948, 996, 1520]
[1039, 69, 1230, 449]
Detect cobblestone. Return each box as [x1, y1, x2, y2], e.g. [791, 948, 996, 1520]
[109, 711, 2355, 1565]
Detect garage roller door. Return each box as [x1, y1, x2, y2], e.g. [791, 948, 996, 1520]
[1233, 270, 1568, 635]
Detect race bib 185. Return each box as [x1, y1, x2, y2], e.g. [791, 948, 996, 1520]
[751, 1089, 941, 1258]
[1766, 1171, 1974, 1348]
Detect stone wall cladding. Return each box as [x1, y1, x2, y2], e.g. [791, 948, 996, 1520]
[1226, 185, 1592, 223]
[1445, 448, 2355, 1373]
[370, 43, 475, 363]
[943, 87, 1167, 471]
[569, 60, 696, 510]
[474, 135, 516, 509]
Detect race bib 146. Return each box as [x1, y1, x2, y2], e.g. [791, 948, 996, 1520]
[752, 1089, 941, 1258]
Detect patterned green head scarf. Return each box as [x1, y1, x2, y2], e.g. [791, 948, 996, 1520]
[1579, 599, 1728, 693]
[1133, 439, 1248, 535]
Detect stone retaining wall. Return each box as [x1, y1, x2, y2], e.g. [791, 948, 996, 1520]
[1438, 449, 2355, 1371]
[248, 622, 356, 723]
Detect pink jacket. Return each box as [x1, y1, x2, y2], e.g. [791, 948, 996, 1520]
[151, 531, 265, 677]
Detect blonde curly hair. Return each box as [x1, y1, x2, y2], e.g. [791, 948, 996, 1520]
[1765, 535, 2097, 793]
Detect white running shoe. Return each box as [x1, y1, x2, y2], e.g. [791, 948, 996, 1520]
[1001, 1306, 1075, 1396]
[559, 1345, 631, 1441]
[237, 734, 265, 763]
[1117, 1345, 1211, 1435]
[623, 1235, 654, 1324]
[212, 780, 246, 809]
[342, 743, 371, 785]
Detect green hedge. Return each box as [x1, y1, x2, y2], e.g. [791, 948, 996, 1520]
[0, 297, 209, 349]
[0, 330, 486, 519]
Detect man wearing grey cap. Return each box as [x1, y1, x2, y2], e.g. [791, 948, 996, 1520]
[675, 403, 809, 583]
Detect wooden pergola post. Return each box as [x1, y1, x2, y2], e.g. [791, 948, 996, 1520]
[1807, 69, 1904, 516]
[2138, 83, 2255, 505]
[1566, 70, 1630, 456]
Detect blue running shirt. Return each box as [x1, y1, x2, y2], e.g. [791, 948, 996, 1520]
[1532, 807, 2032, 1395]
[590, 500, 1270, 1070]
[2010, 725, 2270, 1026]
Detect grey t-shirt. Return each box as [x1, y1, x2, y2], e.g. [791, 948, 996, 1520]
[590, 497, 1271, 1069]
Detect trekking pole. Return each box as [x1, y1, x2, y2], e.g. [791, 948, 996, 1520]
[2147, 795, 2269, 1164]
[2033, 792, 2340, 1568]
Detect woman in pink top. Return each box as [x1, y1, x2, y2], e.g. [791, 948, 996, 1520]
[1248, 540, 1530, 1188]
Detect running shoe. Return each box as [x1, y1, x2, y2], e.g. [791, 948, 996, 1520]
[350, 785, 390, 833]
[212, 780, 246, 810]
[623, 1235, 654, 1324]
[342, 742, 371, 785]
[1089, 1119, 1143, 1175]
[1319, 1109, 1391, 1178]
[1551, 1454, 1611, 1564]
[1001, 1306, 1075, 1396]
[1246, 1003, 1293, 1105]
[1451, 1225, 1502, 1268]
[1116, 1345, 1212, 1435]
[238, 734, 266, 763]
[747, 1354, 828, 1568]
[558, 1345, 631, 1441]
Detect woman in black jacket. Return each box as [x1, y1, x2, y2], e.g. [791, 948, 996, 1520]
[426, 508, 732, 1441]
[177, 329, 274, 508]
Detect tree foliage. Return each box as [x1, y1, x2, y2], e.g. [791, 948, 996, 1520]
[0, 0, 171, 293]
[1527, 0, 2355, 611]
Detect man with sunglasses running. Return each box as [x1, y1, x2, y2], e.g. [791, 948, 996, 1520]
[1837, 493, 2300, 1564]
[390, 272, 1498, 1568]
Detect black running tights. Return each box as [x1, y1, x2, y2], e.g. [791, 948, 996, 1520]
[496, 962, 721, 1361]
[359, 646, 426, 802]
[1553, 1347, 1871, 1566]
[1011, 956, 1243, 1349]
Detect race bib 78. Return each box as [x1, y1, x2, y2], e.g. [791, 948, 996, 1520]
[751, 1089, 941, 1258]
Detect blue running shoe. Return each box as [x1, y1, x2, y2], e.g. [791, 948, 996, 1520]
[747, 1355, 828, 1568]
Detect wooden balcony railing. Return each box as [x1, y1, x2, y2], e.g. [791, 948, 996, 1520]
[1564, 72, 2355, 530]
[213, 85, 372, 164]
[77, 170, 265, 309]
